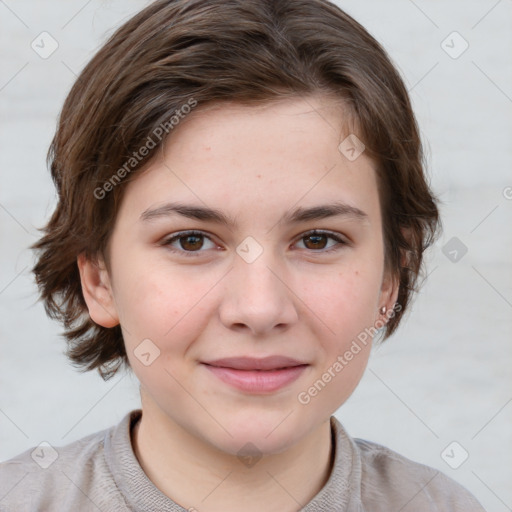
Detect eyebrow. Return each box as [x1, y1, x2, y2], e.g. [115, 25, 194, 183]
[140, 201, 369, 227]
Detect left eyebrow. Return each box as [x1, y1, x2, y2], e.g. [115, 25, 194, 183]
[140, 200, 370, 228]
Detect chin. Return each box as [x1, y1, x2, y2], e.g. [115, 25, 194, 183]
[203, 409, 314, 457]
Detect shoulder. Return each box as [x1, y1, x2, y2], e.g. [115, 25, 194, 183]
[353, 437, 486, 512]
[0, 411, 138, 511]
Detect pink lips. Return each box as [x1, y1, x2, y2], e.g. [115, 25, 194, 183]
[201, 356, 308, 393]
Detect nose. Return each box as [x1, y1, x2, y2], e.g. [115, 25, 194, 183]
[218, 249, 299, 337]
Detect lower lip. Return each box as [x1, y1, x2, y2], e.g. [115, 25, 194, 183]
[202, 364, 308, 393]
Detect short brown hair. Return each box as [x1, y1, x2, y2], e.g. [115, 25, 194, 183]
[32, 0, 442, 380]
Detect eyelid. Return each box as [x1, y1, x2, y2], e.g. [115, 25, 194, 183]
[293, 229, 349, 252]
[160, 230, 220, 256]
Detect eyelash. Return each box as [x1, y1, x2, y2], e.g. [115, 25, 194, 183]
[161, 229, 348, 258]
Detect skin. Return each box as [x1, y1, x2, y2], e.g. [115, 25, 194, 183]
[78, 95, 399, 512]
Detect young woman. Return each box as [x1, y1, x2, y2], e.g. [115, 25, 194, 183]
[0, 1, 486, 510]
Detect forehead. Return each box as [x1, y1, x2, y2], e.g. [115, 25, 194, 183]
[118, 96, 381, 227]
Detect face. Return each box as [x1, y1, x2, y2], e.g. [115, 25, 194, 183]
[82, 95, 398, 456]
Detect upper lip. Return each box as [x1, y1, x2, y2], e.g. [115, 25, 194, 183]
[202, 356, 308, 371]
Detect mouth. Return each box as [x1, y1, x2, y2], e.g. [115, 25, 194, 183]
[201, 356, 309, 393]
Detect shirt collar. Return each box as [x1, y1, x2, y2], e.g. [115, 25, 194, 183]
[105, 409, 362, 511]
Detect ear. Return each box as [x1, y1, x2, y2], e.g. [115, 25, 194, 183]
[77, 252, 120, 328]
[377, 265, 400, 321]
[377, 226, 413, 322]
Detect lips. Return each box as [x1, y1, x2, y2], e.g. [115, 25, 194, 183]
[202, 355, 307, 371]
[201, 356, 309, 393]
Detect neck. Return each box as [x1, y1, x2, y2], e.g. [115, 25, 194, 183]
[131, 405, 333, 512]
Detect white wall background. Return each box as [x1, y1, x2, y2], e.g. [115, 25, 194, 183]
[0, 1, 511, 510]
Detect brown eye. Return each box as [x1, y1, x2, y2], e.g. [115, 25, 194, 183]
[303, 233, 328, 250]
[162, 230, 216, 257]
[295, 230, 347, 253]
[179, 234, 204, 251]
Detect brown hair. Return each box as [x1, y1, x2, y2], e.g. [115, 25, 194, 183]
[32, 0, 442, 380]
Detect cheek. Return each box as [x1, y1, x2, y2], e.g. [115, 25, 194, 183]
[304, 266, 380, 342]
[119, 268, 213, 395]
[315, 267, 380, 402]
[297, 271, 376, 411]
[115, 259, 215, 356]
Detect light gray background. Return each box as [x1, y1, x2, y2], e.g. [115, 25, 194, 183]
[1, 1, 511, 510]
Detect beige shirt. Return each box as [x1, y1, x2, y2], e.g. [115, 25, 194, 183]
[0, 409, 486, 511]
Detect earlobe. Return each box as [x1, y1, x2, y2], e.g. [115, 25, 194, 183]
[378, 227, 413, 317]
[77, 253, 120, 328]
[377, 269, 400, 325]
